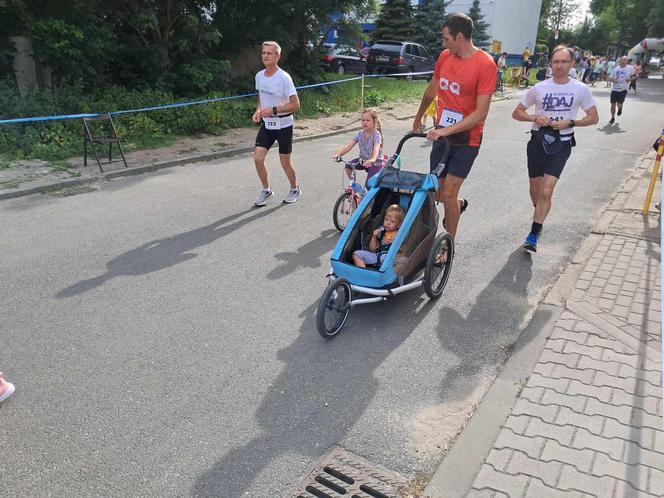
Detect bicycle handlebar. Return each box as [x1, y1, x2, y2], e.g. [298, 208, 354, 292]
[334, 156, 365, 169]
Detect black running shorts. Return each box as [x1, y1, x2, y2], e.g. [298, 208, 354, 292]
[610, 90, 627, 104]
[526, 133, 572, 178]
[255, 124, 294, 154]
[429, 139, 479, 179]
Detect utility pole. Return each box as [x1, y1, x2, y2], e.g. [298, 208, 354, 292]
[554, 0, 563, 43]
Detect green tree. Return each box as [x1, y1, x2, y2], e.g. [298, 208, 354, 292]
[649, 1, 664, 34]
[0, 0, 114, 87]
[413, 0, 448, 58]
[466, 0, 490, 49]
[538, 0, 580, 50]
[587, 0, 664, 48]
[372, 0, 414, 42]
[213, 0, 377, 83]
[105, 0, 228, 93]
[570, 16, 608, 54]
[0, 0, 231, 94]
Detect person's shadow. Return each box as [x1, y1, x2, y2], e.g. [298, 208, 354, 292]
[267, 229, 339, 280]
[191, 289, 437, 497]
[56, 205, 283, 298]
[598, 123, 626, 134]
[434, 249, 537, 399]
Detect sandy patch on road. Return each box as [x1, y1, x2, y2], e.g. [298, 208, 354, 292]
[404, 377, 492, 456]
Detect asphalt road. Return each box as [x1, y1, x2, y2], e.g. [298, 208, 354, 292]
[1, 78, 662, 497]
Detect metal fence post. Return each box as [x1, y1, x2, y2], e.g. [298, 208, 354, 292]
[360, 74, 365, 114]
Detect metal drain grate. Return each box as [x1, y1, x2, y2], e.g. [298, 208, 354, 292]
[288, 446, 409, 498]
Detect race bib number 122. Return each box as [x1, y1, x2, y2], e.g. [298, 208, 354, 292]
[264, 117, 281, 130]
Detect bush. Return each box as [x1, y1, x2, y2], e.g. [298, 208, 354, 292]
[0, 76, 426, 161]
[364, 90, 385, 107]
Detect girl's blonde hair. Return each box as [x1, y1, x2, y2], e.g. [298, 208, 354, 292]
[385, 204, 405, 225]
[362, 108, 383, 145]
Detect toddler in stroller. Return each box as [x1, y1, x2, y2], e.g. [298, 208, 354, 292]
[352, 204, 405, 268]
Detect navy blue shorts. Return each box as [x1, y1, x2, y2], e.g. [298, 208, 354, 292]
[255, 124, 294, 154]
[527, 133, 572, 178]
[429, 139, 479, 179]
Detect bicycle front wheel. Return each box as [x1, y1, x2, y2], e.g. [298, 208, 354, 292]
[332, 192, 358, 232]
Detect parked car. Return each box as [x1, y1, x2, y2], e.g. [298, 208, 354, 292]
[320, 44, 367, 74]
[366, 41, 434, 78]
[647, 55, 663, 68]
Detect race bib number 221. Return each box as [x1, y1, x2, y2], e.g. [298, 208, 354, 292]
[439, 108, 464, 128]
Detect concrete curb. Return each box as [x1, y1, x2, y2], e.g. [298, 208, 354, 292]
[423, 304, 563, 498]
[0, 127, 360, 201]
[0, 91, 514, 201]
[421, 152, 652, 497]
[0, 176, 98, 200]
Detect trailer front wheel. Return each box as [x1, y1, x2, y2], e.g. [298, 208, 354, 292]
[316, 278, 352, 338]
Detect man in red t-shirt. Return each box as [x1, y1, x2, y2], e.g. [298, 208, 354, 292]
[412, 13, 496, 239]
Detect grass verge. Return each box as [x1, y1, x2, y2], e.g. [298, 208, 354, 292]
[0, 76, 427, 163]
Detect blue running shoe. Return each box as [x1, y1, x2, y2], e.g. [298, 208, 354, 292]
[523, 233, 538, 252]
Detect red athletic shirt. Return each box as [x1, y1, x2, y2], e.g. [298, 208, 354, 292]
[434, 49, 497, 146]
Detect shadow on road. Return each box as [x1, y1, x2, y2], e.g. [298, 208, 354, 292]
[597, 123, 627, 135]
[55, 204, 283, 298]
[434, 249, 534, 400]
[191, 291, 438, 497]
[267, 229, 339, 280]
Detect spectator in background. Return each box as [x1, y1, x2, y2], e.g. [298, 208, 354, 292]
[568, 60, 578, 80]
[601, 58, 608, 83]
[522, 46, 531, 66]
[579, 58, 589, 82]
[522, 57, 534, 87]
[497, 52, 507, 72]
[606, 57, 617, 86]
[590, 57, 603, 86]
[629, 60, 642, 94]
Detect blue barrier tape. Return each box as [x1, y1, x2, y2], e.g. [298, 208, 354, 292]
[110, 91, 260, 116]
[0, 71, 432, 126]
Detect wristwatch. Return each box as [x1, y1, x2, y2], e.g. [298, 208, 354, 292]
[569, 120, 575, 128]
[272, 106, 278, 116]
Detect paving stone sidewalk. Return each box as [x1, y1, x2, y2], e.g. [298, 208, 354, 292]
[468, 171, 663, 496]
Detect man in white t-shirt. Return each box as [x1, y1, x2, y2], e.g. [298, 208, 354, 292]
[512, 45, 599, 252]
[607, 56, 636, 124]
[252, 41, 301, 206]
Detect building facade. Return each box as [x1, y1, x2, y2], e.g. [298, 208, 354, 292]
[444, 0, 542, 55]
[327, 0, 543, 56]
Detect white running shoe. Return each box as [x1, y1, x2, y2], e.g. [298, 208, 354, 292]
[283, 186, 301, 204]
[0, 380, 15, 403]
[254, 188, 274, 207]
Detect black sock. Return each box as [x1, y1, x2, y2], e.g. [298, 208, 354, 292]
[531, 222, 543, 236]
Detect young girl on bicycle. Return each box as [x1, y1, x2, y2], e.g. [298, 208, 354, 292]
[332, 108, 387, 187]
